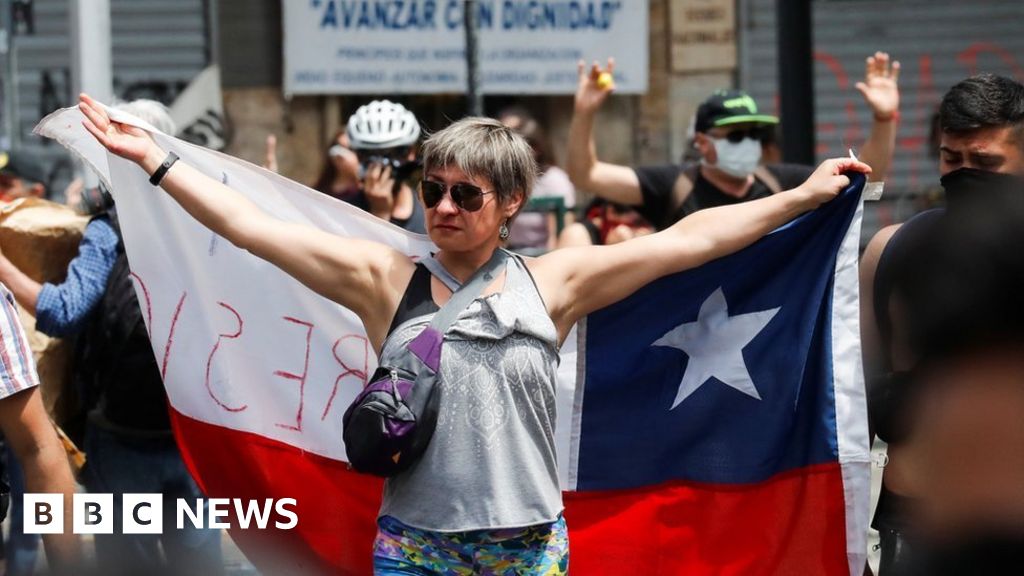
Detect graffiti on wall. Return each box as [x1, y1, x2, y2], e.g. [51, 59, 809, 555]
[809, 43, 1023, 188]
[795, 42, 1023, 229]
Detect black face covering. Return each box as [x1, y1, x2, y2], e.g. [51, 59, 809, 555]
[891, 167, 1024, 364]
[939, 167, 1024, 209]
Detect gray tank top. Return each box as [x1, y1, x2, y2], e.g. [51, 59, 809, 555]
[378, 255, 563, 532]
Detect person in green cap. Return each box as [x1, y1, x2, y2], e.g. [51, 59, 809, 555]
[563, 53, 900, 233]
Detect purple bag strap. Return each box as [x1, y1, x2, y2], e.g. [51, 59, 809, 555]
[406, 250, 509, 371]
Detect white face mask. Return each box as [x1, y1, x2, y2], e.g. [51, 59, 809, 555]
[705, 136, 762, 179]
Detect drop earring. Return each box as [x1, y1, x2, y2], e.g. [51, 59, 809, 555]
[499, 220, 510, 240]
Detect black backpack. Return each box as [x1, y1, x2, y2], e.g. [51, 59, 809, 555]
[67, 213, 169, 445]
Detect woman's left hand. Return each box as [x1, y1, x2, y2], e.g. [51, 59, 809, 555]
[79, 93, 160, 166]
[795, 157, 872, 208]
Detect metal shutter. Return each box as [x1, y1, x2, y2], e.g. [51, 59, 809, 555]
[2, 0, 210, 190]
[739, 0, 1024, 230]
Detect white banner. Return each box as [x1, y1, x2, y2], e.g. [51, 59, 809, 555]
[37, 104, 432, 460]
[283, 0, 649, 95]
[34, 104, 580, 484]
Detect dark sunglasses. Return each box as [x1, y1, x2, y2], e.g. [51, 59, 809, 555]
[420, 180, 495, 212]
[722, 127, 770, 144]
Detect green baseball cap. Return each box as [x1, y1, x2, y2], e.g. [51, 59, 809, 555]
[695, 90, 779, 133]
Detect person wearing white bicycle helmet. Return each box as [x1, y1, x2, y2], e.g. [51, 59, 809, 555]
[344, 100, 426, 233]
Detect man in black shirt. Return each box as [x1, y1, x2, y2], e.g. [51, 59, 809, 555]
[567, 54, 900, 229]
[630, 127, 814, 230]
[860, 73, 1024, 575]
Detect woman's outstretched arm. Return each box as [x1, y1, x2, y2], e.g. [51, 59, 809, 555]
[79, 93, 412, 331]
[531, 157, 871, 341]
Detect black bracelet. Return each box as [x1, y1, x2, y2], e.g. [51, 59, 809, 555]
[149, 151, 179, 186]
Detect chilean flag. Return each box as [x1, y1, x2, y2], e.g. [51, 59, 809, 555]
[37, 106, 870, 575]
[564, 181, 870, 575]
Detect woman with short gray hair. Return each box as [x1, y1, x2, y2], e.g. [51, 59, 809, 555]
[78, 93, 869, 574]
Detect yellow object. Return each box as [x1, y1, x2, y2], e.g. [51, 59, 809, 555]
[597, 72, 614, 90]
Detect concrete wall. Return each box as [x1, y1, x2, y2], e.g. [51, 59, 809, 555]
[222, 90, 326, 185]
[217, 0, 738, 191]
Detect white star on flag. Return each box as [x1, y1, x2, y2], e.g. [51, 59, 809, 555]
[652, 287, 780, 409]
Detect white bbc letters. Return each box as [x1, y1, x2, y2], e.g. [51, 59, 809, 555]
[73, 493, 113, 534]
[122, 494, 163, 534]
[23, 494, 297, 533]
[24, 494, 63, 534]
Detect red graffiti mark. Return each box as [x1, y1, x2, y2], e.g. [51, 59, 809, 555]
[815, 51, 851, 89]
[769, 45, 1024, 187]
[919, 53, 935, 104]
[129, 272, 153, 339]
[957, 42, 1024, 79]
[843, 102, 861, 149]
[160, 292, 187, 381]
[814, 51, 862, 153]
[815, 126, 834, 157]
[274, 317, 314, 432]
[205, 301, 247, 412]
[322, 334, 370, 421]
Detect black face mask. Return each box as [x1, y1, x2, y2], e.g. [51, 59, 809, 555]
[939, 167, 1024, 209]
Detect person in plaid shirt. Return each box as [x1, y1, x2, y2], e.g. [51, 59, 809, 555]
[0, 282, 80, 573]
[0, 103, 222, 575]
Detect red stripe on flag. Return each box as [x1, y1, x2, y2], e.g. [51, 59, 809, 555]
[170, 408, 849, 575]
[564, 463, 850, 576]
[170, 408, 381, 575]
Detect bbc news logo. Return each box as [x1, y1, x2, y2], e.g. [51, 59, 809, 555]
[25, 494, 298, 534]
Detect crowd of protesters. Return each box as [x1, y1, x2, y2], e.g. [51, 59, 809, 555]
[0, 47, 1019, 576]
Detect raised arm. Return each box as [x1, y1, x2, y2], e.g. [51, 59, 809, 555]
[78, 94, 411, 337]
[531, 158, 871, 340]
[567, 59, 644, 205]
[856, 52, 900, 182]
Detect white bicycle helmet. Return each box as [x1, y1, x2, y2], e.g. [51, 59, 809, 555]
[346, 100, 421, 150]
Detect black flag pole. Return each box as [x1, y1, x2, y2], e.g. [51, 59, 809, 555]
[776, 0, 815, 165]
[464, 0, 483, 117]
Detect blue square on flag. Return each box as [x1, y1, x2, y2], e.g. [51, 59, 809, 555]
[575, 184, 863, 491]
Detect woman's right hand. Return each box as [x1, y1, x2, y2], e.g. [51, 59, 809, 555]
[79, 93, 161, 166]
[794, 157, 872, 209]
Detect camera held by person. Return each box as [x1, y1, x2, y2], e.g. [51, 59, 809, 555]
[345, 100, 426, 232]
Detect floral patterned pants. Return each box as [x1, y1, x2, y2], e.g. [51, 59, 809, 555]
[373, 514, 569, 575]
